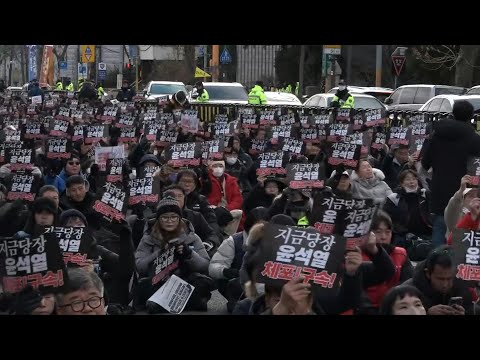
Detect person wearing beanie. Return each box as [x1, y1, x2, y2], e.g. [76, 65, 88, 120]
[60, 209, 89, 228]
[270, 214, 296, 226]
[244, 175, 286, 213]
[233, 222, 364, 315]
[135, 195, 212, 312]
[421, 99, 480, 248]
[209, 207, 270, 313]
[326, 165, 353, 198]
[139, 154, 161, 168]
[11, 285, 56, 315]
[206, 159, 244, 232]
[164, 90, 189, 111]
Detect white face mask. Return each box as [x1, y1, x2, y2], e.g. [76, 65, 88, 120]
[339, 85, 346, 91]
[225, 157, 237, 165]
[212, 167, 224, 177]
[154, 149, 158, 156]
[35, 147, 44, 155]
[405, 186, 418, 193]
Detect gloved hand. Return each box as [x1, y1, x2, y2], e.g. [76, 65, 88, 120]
[174, 239, 192, 259]
[13, 285, 43, 315]
[223, 268, 239, 280]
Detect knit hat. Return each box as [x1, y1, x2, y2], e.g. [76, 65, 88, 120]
[208, 160, 225, 169]
[156, 195, 182, 219]
[32, 197, 57, 215]
[59, 209, 88, 227]
[139, 154, 161, 167]
[270, 214, 296, 226]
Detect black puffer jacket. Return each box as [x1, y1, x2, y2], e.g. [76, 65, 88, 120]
[421, 119, 480, 214]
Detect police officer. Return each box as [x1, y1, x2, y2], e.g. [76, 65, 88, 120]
[331, 80, 355, 109]
[77, 78, 85, 92]
[55, 80, 63, 90]
[97, 82, 105, 100]
[248, 81, 267, 105]
[194, 81, 209, 102]
[66, 79, 75, 92]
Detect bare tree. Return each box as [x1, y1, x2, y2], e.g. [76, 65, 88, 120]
[52, 45, 69, 78]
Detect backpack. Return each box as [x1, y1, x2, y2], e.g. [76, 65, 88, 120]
[405, 233, 434, 262]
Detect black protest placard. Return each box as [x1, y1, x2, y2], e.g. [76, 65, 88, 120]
[255, 224, 346, 296]
[299, 114, 311, 127]
[411, 123, 430, 139]
[44, 226, 94, 267]
[151, 246, 179, 286]
[5, 129, 22, 143]
[341, 198, 377, 250]
[312, 110, 332, 126]
[371, 132, 387, 150]
[71, 124, 84, 142]
[467, 157, 480, 187]
[140, 165, 159, 178]
[0, 233, 67, 294]
[70, 109, 84, 121]
[249, 139, 267, 156]
[27, 105, 37, 115]
[116, 113, 136, 128]
[286, 163, 325, 189]
[241, 113, 259, 129]
[410, 137, 426, 157]
[409, 112, 428, 124]
[388, 126, 411, 146]
[145, 122, 164, 141]
[259, 110, 276, 126]
[2, 119, 20, 131]
[300, 127, 320, 143]
[310, 193, 345, 235]
[180, 110, 199, 134]
[6, 148, 34, 171]
[92, 182, 128, 222]
[352, 110, 365, 130]
[0, 142, 22, 165]
[85, 124, 109, 144]
[159, 113, 175, 130]
[55, 106, 70, 120]
[46, 138, 72, 160]
[270, 125, 292, 145]
[214, 113, 230, 124]
[282, 138, 304, 155]
[156, 129, 178, 147]
[213, 122, 232, 137]
[365, 109, 386, 127]
[279, 113, 296, 126]
[44, 99, 55, 109]
[165, 142, 202, 168]
[23, 122, 44, 140]
[128, 177, 159, 207]
[346, 131, 371, 157]
[118, 126, 138, 144]
[256, 151, 287, 176]
[328, 142, 361, 169]
[335, 108, 352, 123]
[101, 106, 118, 123]
[202, 139, 225, 162]
[106, 158, 124, 183]
[327, 123, 353, 142]
[452, 229, 480, 286]
[6, 172, 40, 202]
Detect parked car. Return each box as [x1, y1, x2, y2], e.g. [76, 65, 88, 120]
[384, 84, 466, 111]
[303, 93, 387, 110]
[465, 85, 480, 95]
[418, 94, 480, 113]
[188, 82, 248, 105]
[264, 91, 302, 106]
[328, 86, 394, 102]
[143, 81, 187, 100]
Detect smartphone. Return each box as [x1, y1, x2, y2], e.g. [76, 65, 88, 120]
[448, 297, 463, 307]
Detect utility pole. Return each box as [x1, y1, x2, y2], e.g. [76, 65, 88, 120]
[8, 46, 14, 86]
[298, 45, 305, 100]
[375, 45, 382, 87]
[203, 45, 207, 82]
[346, 45, 352, 85]
[212, 45, 219, 82]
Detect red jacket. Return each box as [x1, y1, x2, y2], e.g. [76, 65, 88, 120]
[207, 172, 244, 211]
[363, 247, 408, 308]
[447, 213, 480, 245]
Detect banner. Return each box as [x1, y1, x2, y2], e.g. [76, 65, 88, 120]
[39, 45, 55, 86]
[27, 45, 38, 82]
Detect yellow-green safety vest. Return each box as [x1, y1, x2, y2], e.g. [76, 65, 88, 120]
[197, 89, 209, 102]
[332, 94, 355, 109]
[248, 85, 267, 105]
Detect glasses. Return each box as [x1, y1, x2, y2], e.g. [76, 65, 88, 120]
[68, 161, 80, 166]
[159, 215, 180, 222]
[58, 296, 103, 312]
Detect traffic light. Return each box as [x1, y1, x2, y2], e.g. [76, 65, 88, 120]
[127, 60, 132, 70]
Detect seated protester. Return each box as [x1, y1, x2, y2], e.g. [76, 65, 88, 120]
[209, 207, 270, 313]
[234, 222, 363, 315]
[224, 147, 252, 194]
[445, 175, 478, 240]
[383, 170, 432, 246]
[163, 186, 220, 256]
[228, 135, 253, 170]
[60, 175, 99, 230]
[11, 285, 55, 315]
[56, 268, 107, 315]
[43, 159, 66, 194]
[138, 153, 161, 176]
[350, 159, 392, 205]
[326, 167, 353, 198]
[38, 185, 64, 217]
[358, 211, 414, 313]
[244, 175, 285, 214]
[268, 188, 313, 226]
[205, 160, 245, 233]
[58, 153, 85, 186]
[175, 169, 220, 238]
[59, 209, 135, 308]
[403, 245, 474, 315]
[379, 285, 427, 315]
[381, 144, 415, 190]
[21, 197, 58, 237]
[0, 200, 29, 237]
[135, 196, 212, 312]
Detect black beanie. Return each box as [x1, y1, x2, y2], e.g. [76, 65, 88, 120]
[156, 195, 182, 219]
[270, 214, 296, 226]
[32, 197, 57, 216]
[59, 209, 88, 227]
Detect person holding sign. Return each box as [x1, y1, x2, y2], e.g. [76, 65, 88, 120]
[244, 175, 285, 214]
[60, 176, 98, 230]
[350, 159, 392, 205]
[403, 246, 473, 315]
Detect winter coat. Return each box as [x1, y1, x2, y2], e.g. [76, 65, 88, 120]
[225, 160, 252, 193]
[43, 175, 66, 194]
[381, 154, 415, 190]
[383, 187, 432, 236]
[244, 184, 275, 213]
[447, 212, 479, 245]
[182, 208, 220, 249]
[135, 220, 210, 277]
[403, 259, 475, 314]
[350, 168, 392, 205]
[207, 172, 244, 211]
[59, 192, 99, 229]
[209, 231, 247, 280]
[185, 191, 220, 235]
[421, 119, 480, 214]
[444, 189, 468, 237]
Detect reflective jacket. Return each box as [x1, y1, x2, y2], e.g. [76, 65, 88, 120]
[332, 94, 355, 108]
[55, 82, 63, 90]
[197, 89, 209, 102]
[248, 85, 267, 105]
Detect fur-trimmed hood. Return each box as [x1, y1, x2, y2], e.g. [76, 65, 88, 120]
[350, 168, 386, 183]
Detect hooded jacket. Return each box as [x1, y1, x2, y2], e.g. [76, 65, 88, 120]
[403, 259, 474, 314]
[421, 119, 480, 214]
[60, 192, 99, 229]
[244, 183, 276, 213]
[209, 231, 247, 280]
[207, 172, 244, 211]
[185, 191, 220, 235]
[135, 219, 210, 277]
[350, 168, 392, 205]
